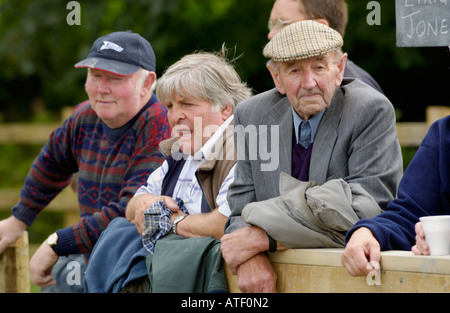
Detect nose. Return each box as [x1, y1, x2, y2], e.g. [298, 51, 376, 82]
[268, 29, 278, 40]
[97, 77, 111, 94]
[301, 69, 317, 90]
[168, 105, 185, 128]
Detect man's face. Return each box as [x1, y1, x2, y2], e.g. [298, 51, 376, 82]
[166, 92, 231, 155]
[268, 52, 347, 120]
[268, 0, 308, 40]
[85, 69, 146, 129]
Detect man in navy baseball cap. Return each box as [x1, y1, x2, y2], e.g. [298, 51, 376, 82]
[24, 30, 170, 293]
[75, 30, 156, 76]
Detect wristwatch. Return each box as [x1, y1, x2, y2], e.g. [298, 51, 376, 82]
[172, 214, 187, 235]
[47, 232, 58, 252]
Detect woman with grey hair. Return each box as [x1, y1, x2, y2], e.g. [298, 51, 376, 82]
[156, 48, 252, 157]
[156, 48, 252, 113]
[84, 48, 252, 293]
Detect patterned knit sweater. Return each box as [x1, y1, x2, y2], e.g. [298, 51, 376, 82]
[12, 94, 171, 256]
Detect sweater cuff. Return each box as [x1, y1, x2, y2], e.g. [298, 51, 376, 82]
[55, 228, 80, 256]
[345, 221, 386, 248]
[12, 203, 37, 226]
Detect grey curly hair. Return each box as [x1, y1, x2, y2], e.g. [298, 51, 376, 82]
[156, 45, 252, 113]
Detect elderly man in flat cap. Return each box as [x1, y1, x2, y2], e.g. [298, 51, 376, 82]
[220, 20, 402, 292]
[0, 31, 171, 291]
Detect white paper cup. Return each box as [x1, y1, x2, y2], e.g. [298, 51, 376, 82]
[419, 215, 450, 256]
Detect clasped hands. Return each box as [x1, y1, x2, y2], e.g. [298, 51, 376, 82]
[126, 194, 184, 235]
[220, 226, 278, 293]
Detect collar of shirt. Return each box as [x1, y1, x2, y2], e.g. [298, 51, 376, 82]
[191, 115, 234, 161]
[291, 108, 325, 144]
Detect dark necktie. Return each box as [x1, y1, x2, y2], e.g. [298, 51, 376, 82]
[299, 121, 311, 148]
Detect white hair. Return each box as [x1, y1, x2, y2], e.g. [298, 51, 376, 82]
[136, 68, 156, 94]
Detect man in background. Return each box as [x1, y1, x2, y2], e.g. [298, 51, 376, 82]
[267, 0, 384, 94]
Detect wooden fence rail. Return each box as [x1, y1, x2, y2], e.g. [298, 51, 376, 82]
[0, 106, 79, 227]
[225, 249, 450, 292]
[0, 106, 448, 146]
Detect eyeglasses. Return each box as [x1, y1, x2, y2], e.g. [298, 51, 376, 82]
[268, 18, 292, 31]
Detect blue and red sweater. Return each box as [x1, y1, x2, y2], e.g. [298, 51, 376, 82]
[12, 94, 171, 256]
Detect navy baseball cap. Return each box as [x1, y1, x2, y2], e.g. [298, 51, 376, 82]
[75, 30, 156, 76]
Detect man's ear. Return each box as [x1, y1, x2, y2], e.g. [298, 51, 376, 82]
[141, 72, 157, 97]
[220, 103, 233, 121]
[335, 53, 348, 87]
[266, 63, 285, 95]
[314, 18, 330, 28]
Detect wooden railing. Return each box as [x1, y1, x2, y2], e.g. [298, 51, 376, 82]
[225, 249, 450, 292]
[0, 107, 80, 227]
[395, 106, 450, 147]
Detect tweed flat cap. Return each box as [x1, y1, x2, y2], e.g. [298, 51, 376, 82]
[263, 20, 343, 62]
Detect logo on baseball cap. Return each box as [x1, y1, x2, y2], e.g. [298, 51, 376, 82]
[75, 30, 156, 76]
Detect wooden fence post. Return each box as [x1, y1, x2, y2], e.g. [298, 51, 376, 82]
[0, 231, 30, 293]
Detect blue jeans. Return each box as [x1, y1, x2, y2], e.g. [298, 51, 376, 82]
[40, 254, 86, 293]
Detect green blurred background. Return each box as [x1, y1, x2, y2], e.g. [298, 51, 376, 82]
[0, 0, 448, 242]
[0, 0, 448, 123]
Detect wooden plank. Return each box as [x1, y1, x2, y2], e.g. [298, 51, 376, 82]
[0, 106, 73, 145]
[0, 187, 78, 212]
[271, 264, 449, 293]
[269, 249, 450, 275]
[0, 121, 432, 147]
[225, 249, 450, 293]
[426, 106, 450, 125]
[380, 250, 450, 275]
[0, 123, 60, 144]
[0, 107, 447, 146]
[0, 187, 79, 227]
[0, 231, 30, 293]
[395, 122, 428, 147]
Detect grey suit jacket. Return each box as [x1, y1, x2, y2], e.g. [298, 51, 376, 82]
[225, 78, 403, 233]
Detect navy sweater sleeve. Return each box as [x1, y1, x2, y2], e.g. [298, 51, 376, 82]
[345, 116, 450, 250]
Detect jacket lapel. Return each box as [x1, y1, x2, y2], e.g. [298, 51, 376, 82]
[310, 87, 344, 184]
[258, 96, 293, 195]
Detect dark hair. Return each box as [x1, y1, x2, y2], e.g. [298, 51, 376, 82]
[301, 0, 348, 37]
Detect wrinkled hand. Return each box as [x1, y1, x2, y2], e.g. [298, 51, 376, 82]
[411, 222, 429, 255]
[169, 206, 185, 223]
[127, 194, 179, 235]
[29, 240, 59, 287]
[235, 253, 277, 293]
[220, 226, 268, 275]
[0, 216, 28, 254]
[341, 227, 381, 277]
